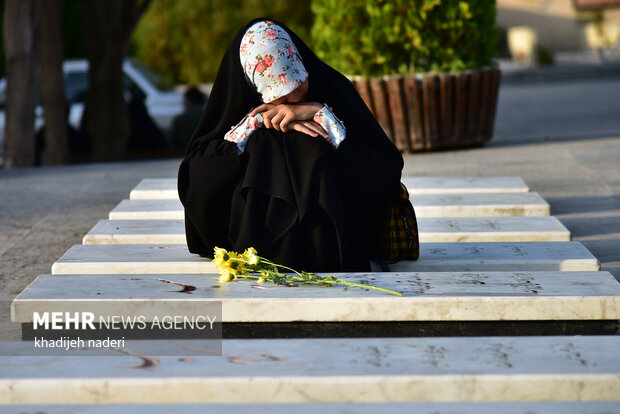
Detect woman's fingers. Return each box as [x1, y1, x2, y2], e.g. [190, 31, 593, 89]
[262, 113, 272, 129]
[290, 121, 318, 137]
[271, 111, 287, 131]
[262, 106, 293, 131]
[279, 112, 295, 131]
[302, 120, 328, 138]
[288, 120, 329, 138]
[249, 104, 273, 117]
[261, 107, 279, 129]
[255, 103, 326, 133]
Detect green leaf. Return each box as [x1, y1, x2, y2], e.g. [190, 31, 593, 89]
[133, 0, 314, 83]
[310, 0, 497, 75]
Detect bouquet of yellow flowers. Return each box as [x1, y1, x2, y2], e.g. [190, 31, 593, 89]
[212, 247, 403, 296]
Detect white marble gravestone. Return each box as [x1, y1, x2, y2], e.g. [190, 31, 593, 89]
[110, 199, 185, 220]
[110, 192, 550, 220]
[83, 217, 571, 245]
[2, 403, 619, 414]
[401, 176, 530, 194]
[12, 271, 620, 322]
[51, 242, 599, 275]
[129, 177, 530, 200]
[0, 336, 618, 404]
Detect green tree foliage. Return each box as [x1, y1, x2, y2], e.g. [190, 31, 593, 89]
[311, 0, 497, 77]
[133, 0, 313, 84]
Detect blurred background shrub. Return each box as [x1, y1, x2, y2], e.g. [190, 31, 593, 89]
[132, 0, 313, 85]
[311, 0, 497, 77]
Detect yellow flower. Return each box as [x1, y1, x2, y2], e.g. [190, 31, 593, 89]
[212, 246, 246, 279]
[242, 247, 259, 265]
[227, 251, 247, 275]
[214, 247, 227, 257]
[212, 247, 229, 272]
[219, 271, 235, 283]
[257, 271, 270, 284]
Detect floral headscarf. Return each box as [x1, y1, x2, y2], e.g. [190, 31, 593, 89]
[239, 20, 308, 103]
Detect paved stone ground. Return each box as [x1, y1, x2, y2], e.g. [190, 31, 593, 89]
[1, 78, 619, 341]
[494, 78, 620, 143]
[0, 160, 182, 340]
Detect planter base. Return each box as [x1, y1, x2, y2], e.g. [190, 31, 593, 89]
[352, 68, 501, 153]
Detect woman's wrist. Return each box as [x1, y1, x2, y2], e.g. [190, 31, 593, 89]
[288, 102, 323, 120]
[306, 102, 324, 113]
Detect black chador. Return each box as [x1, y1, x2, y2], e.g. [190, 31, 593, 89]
[178, 18, 403, 272]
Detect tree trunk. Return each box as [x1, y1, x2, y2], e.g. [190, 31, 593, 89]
[3, 0, 37, 168]
[83, 43, 129, 162]
[35, 0, 68, 165]
[79, 0, 152, 162]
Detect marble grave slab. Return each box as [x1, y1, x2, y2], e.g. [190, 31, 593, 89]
[51, 242, 600, 275]
[110, 192, 551, 220]
[3, 403, 620, 414]
[401, 176, 530, 194]
[83, 217, 571, 245]
[129, 177, 530, 200]
[0, 336, 618, 404]
[12, 271, 620, 322]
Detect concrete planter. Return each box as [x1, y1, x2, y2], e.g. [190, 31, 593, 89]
[351, 68, 501, 153]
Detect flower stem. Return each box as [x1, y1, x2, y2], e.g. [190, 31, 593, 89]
[259, 257, 303, 276]
[292, 274, 402, 296]
[331, 279, 403, 296]
[278, 272, 402, 296]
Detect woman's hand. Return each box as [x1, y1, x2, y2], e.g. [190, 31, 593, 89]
[250, 102, 323, 133]
[287, 120, 328, 138]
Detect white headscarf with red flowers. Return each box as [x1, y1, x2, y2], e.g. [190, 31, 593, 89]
[240, 20, 308, 103]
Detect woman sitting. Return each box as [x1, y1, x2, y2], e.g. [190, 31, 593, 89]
[178, 18, 403, 272]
